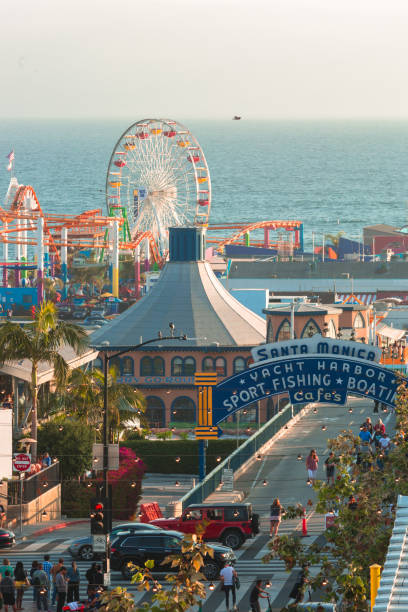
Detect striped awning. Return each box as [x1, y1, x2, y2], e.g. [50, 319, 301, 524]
[337, 293, 377, 305]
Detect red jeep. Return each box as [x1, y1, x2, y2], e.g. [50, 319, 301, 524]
[148, 502, 259, 549]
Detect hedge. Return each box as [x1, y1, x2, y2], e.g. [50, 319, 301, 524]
[120, 439, 245, 474]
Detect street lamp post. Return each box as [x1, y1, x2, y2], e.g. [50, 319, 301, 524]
[95, 325, 187, 583]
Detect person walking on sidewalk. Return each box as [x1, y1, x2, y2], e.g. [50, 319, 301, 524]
[249, 579, 269, 612]
[269, 498, 283, 537]
[324, 451, 336, 485]
[0, 569, 17, 612]
[51, 558, 64, 606]
[14, 561, 28, 611]
[42, 554, 52, 583]
[32, 562, 50, 611]
[306, 449, 319, 485]
[67, 561, 80, 603]
[55, 566, 68, 612]
[220, 560, 238, 611]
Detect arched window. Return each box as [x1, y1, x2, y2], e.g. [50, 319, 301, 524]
[301, 319, 320, 338]
[266, 319, 273, 343]
[171, 397, 196, 423]
[171, 357, 183, 376]
[354, 312, 365, 328]
[233, 357, 246, 374]
[152, 357, 165, 376]
[202, 357, 214, 372]
[276, 319, 291, 341]
[215, 357, 226, 376]
[327, 319, 336, 338]
[110, 356, 121, 375]
[183, 357, 196, 376]
[140, 356, 152, 376]
[146, 396, 165, 428]
[93, 357, 103, 371]
[122, 357, 134, 376]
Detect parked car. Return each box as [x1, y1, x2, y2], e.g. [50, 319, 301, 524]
[110, 529, 236, 580]
[72, 309, 87, 319]
[57, 306, 72, 320]
[149, 503, 259, 550]
[91, 307, 106, 317]
[0, 529, 15, 548]
[69, 523, 161, 560]
[83, 316, 108, 326]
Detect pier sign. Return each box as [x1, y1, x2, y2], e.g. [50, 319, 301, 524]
[204, 336, 401, 425]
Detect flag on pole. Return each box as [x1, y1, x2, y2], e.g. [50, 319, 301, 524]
[6, 150, 14, 171]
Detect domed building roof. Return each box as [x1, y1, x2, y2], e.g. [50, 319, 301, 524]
[91, 228, 265, 350]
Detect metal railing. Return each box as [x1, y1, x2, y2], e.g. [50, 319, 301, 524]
[180, 403, 303, 511]
[8, 461, 60, 505]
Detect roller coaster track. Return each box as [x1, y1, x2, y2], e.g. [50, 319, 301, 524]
[208, 220, 303, 249]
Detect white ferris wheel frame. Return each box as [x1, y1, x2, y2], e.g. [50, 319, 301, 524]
[105, 118, 211, 251]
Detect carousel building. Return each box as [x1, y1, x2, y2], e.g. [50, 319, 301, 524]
[90, 228, 268, 428]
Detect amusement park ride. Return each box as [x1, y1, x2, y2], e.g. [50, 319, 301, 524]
[0, 118, 303, 308]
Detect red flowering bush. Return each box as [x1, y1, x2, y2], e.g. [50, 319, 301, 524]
[107, 447, 146, 520]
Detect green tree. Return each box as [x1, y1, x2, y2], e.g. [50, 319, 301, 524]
[0, 301, 88, 460]
[61, 367, 146, 440]
[37, 417, 94, 479]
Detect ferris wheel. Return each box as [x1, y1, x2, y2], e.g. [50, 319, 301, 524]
[105, 118, 211, 251]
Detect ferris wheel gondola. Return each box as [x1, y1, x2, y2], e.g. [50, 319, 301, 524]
[105, 119, 211, 253]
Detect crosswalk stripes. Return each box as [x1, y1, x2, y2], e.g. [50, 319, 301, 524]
[2, 527, 335, 610]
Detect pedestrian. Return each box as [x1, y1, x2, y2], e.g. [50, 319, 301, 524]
[0, 569, 16, 612]
[324, 451, 336, 485]
[85, 563, 97, 594]
[306, 449, 319, 485]
[86, 585, 102, 610]
[269, 498, 283, 537]
[0, 559, 13, 579]
[379, 431, 391, 455]
[32, 562, 50, 611]
[219, 560, 238, 611]
[94, 564, 104, 590]
[51, 557, 64, 606]
[14, 561, 28, 611]
[41, 452, 52, 469]
[55, 566, 68, 612]
[289, 564, 309, 604]
[30, 561, 38, 603]
[373, 400, 379, 413]
[67, 561, 80, 603]
[42, 554, 52, 582]
[362, 417, 373, 435]
[375, 418, 386, 435]
[249, 579, 269, 612]
[359, 424, 371, 444]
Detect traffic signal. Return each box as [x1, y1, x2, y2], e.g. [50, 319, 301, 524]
[90, 497, 112, 534]
[90, 500, 106, 534]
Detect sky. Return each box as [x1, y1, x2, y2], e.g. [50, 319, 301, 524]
[1, 0, 408, 119]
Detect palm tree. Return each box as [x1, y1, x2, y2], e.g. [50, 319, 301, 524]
[62, 366, 146, 441]
[0, 301, 88, 460]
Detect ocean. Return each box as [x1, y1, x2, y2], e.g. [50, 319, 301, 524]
[1, 119, 408, 250]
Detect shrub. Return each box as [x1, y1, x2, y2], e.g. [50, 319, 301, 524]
[121, 439, 245, 474]
[37, 418, 93, 479]
[62, 447, 146, 519]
